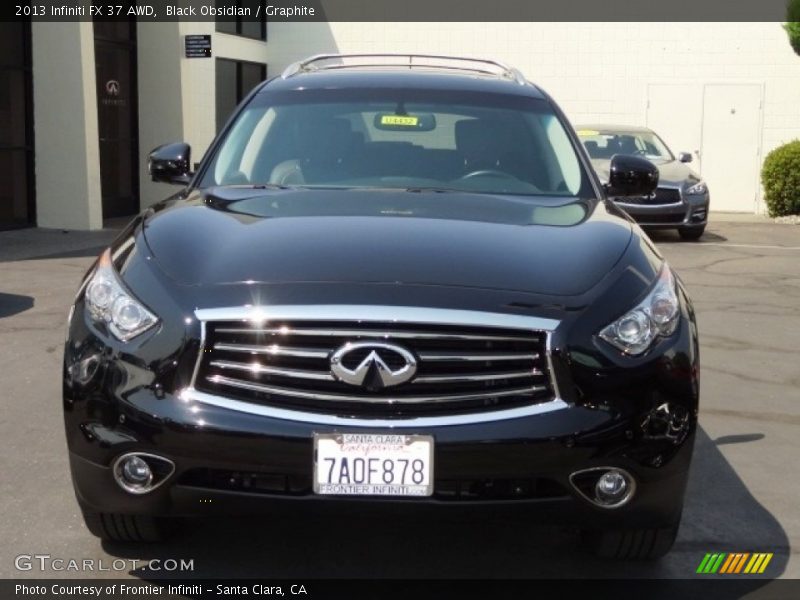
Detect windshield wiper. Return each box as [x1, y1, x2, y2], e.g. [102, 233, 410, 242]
[404, 186, 463, 193]
[220, 183, 299, 191]
[245, 183, 294, 190]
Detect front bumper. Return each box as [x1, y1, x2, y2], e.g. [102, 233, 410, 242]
[67, 392, 695, 528]
[64, 305, 699, 530]
[616, 191, 710, 229]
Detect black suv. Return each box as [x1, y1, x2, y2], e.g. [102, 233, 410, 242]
[64, 54, 698, 560]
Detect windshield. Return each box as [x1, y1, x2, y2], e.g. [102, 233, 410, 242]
[200, 89, 591, 197]
[577, 129, 674, 161]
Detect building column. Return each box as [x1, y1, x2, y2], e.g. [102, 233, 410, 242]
[137, 22, 186, 210]
[32, 21, 103, 230]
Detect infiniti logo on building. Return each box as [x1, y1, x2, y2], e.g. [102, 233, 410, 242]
[105, 79, 120, 96]
[330, 342, 417, 391]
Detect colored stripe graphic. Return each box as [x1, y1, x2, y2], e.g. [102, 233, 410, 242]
[701, 554, 719, 573]
[696, 554, 713, 573]
[720, 553, 737, 574]
[719, 554, 736, 573]
[734, 553, 750, 573]
[698, 552, 774, 575]
[744, 554, 760, 574]
[709, 553, 726, 573]
[711, 552, 725, 573]
[758, 553, 773, 574]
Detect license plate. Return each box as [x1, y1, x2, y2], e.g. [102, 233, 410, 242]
[313, 433, 434, 497]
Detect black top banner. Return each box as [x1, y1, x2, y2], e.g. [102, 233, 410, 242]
[4, 0, 794, 22]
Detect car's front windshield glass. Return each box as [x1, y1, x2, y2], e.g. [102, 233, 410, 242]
[200, 89, 591, 198]
[577, 129, 673, 161]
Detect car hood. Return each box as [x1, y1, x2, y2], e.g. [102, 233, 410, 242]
[142, 188, 633, 296]
[590, 158, 701, 188]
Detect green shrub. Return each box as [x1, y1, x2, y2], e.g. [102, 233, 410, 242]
[786, 22, 800, 54]
[761, 140, 800, 217]
[787, 0, 800, 54]
[789, 0, 800, 21]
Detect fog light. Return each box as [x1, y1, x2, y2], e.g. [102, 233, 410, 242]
[569, 466, 636, 509]
[595, 470, 629, 504]
[112, 452, 175, 495]
[121, 455, 151, 484]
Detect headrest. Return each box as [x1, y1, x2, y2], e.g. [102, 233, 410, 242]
[303, 118, 355, 160]
[584, 140, 599, 156]
[456, 119, 515, 164]
[616, 135, 638, 155]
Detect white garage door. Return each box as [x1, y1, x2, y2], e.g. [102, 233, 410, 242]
[647, 83, 762, 213]
[700, 85, 762, 213]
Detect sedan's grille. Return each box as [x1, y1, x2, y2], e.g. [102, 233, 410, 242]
[617, 187, 682, 206]
[194, 320, 553, 418]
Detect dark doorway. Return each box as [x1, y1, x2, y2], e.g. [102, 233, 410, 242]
[0, 22, 35, 229]
[215, 58, 267, 132]
[94, 21, 139, 219]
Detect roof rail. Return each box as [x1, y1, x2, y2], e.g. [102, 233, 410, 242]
[281, 53, 527, 85]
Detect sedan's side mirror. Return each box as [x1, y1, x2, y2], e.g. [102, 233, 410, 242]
[149, 142, 192, 185]
[678, 152, 693, 163]
[604, 154, 659, 197]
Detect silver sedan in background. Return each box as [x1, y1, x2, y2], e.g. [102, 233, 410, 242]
[577, 125, 710, 240]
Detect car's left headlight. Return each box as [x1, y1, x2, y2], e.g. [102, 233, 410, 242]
[84, 249, 158, 342]
[686, 181, 707, 195]
[599, 264, 680, 355]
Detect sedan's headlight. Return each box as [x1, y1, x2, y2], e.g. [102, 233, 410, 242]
[85, 249, 158, 341]
[599, 265, 680, 355]
[686, 181, 707, 195]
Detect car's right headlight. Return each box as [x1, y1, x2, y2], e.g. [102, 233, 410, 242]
[598, 264, 680, 355]
[84, 249, 158, 342]
[686, 181, 707, 195]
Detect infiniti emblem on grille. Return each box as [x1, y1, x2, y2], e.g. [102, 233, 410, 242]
[330, 342, 417, 391]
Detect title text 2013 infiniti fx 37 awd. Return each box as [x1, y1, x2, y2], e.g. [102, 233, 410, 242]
[64, 54, 699, 560]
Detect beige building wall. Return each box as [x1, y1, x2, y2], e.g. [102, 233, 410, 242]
[31, 22, 798, 227]
[33, 22, 270, 227]
[137, 22, 186, 210]
[32, 21, 104, 230]
[266, 22, 800, 213]
[138, 22, 269, 209]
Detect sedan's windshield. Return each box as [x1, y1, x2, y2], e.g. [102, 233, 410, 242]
[200, 89, 591, 197]
[577, 129, 674, 162]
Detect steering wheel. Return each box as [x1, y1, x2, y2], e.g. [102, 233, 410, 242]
[458, 169, 515, 180]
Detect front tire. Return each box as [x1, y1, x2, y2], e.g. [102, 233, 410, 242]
[678, 225, 705, 241]
[580, 520, 680, 560]
[80, 509, 170, 542]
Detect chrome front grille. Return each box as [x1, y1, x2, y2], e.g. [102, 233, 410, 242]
[617, 187, 682, 206]
[194, 318, 553, 418]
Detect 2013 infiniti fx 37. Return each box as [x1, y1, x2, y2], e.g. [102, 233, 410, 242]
[64, 54, 699, 559]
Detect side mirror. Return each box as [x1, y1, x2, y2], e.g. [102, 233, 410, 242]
[678, 152, 693, 163]
[149, 142, 192, 185]
[604, 154, 659, 197]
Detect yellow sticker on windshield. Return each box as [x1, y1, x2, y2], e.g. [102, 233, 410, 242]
[576, 129, 600, 136]
[380, 115, 419, 127]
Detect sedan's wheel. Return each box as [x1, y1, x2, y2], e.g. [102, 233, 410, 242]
[678, 225, 705, 241]
[80, 509, 170, 542]
[580, 520, 680, 560]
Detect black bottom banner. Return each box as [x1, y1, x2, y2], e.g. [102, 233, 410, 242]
[3, 579, 798, 600]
